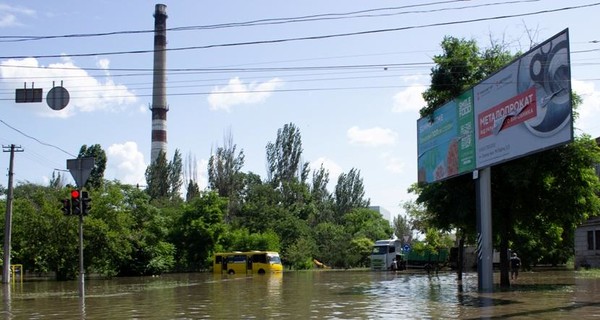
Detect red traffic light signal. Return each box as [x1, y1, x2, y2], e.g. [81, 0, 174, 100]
[71, 189, 81, 215]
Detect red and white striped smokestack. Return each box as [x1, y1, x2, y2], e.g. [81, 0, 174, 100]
[151, 4, 168, 163]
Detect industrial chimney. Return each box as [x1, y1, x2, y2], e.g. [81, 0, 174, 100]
[150, 4, 168, 163]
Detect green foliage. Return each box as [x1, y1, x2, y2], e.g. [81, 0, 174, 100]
[334, 168, 370, 219]
[416, 33, 600, 283]
[348, 237, 374, 268]
[266, 122, 304, 186]
[421, 36, 515, 117]
[168, 149, 184, 202]
[4, 121, 394, 277]
[393, 214, 413, 242]
[222, 228, 280, 252]
[207, 131, 245, 220]
[145, 151, 170, 200]
[313, 222, 350, 268]
[284, 236, 317, 270]
[171, 191, 228, 271]
[78, 144, 107, 190]
[8, 183, 79, 280]
[185, 180, 200, 202]
[343, 208, 393, 241]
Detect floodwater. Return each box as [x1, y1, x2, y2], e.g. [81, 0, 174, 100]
[2, 269, 600, 319]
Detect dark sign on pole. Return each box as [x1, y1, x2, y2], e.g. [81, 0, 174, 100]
[67, 157, 95, 188]
[47, 86, 70, 110]
[15, 88, 43, 103]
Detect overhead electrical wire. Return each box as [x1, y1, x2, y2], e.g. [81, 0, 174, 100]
[0, 2, 597, 60]
[0, 0, 534, 42]
[0, 119, 77, 157]
[0, 1, 596, 178]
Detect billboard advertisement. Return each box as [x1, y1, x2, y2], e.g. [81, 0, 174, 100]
[416, 29, 572, 183]
[417, 91, 475, 183]
[474, 29, 572, 168]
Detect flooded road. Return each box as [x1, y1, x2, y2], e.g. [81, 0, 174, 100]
[2, 269, 600, 319]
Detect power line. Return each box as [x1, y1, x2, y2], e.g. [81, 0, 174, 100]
[0, 0, 531, 43]
[0, 119, 76, 157]
[0, 3, 597, 60]
[0, 48, 597, 82]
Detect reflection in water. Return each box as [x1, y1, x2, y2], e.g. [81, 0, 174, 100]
[2, 270, 600, 318]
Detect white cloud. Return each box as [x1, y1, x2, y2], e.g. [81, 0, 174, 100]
[310, 157, 343, 179]
[0, 14, 17, 27]
[380, 152, 405, 174]
[310, 157, 344, 190]
[392, 84, 427, 113]
[207, 77, 283, 112]
[0, 4, 35, 27]
[96, 58, 110, 76]
[106, 142, 146, 185]
[0, 57, 138, 117]
[572, 80, 600, 135]
[347, 126, 398, 147]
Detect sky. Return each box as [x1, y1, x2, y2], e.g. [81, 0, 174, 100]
[0, 0, 599, 219]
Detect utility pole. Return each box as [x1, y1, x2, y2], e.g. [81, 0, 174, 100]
[2, 144, 23, 284]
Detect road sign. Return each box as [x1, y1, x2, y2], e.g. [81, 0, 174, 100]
[47, 86, 70, 110]
[67, 157, 95, 188]
[403, 244, 411, 252]
[15, 88, 43, 103]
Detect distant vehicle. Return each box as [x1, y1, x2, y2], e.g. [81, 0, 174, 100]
[371, 239, 449, 270]
[213, 251, 283, 275]
[371, 239, 406, 271]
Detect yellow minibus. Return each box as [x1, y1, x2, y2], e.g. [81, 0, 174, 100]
[213, 251, 283, 275]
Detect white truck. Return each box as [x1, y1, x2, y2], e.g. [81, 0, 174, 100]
[370, 239, 406, 271]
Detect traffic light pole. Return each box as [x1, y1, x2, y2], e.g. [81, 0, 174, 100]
[66, 157, 94, 298]
[78, 195, 84, 297]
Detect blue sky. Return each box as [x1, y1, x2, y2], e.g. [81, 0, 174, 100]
[0, 1, 599, 218]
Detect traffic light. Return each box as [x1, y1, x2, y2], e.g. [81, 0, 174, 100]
[71, 189, 81, 215]
[61, 199, 71, 215]
[81, 191, 91, 215]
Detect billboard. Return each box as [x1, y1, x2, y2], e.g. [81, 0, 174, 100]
[474, 29, 572, 168]
[417, 91, 475, 183]
[416, 29, 572, 183]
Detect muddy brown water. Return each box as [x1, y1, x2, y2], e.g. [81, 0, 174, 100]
[2, 269, 600, 319]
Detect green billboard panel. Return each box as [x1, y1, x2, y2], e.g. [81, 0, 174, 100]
[417, 92, 475, 183]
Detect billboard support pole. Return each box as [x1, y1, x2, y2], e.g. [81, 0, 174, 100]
[476, 167, 493, 292]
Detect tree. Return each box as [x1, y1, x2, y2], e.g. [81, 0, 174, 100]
[393, 214, 413, 243]
[99, 181, 175, 276]
[343, 208, 393, 241]
[235, 172, 282, 233]
[208, 131, 245, 221]
[184, 152, 200, 201]
[186, 180, 200, 202]
[49, 171, 65, 189]
[6, 183, 79, 280]
[266, 123, 304, 186]
[309, 164, 335, 226]
[417, 36, 515, 286]
[334, 168, 370, 220]
[78, 144, 107, 190]
[171, 191, 228, 270]
[168, 149, 183, 201]
[416, 35, 600, 287]
[313, 222, 350, 268]
[265, 123, 311, 211]
[145, 151, 170, 200]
